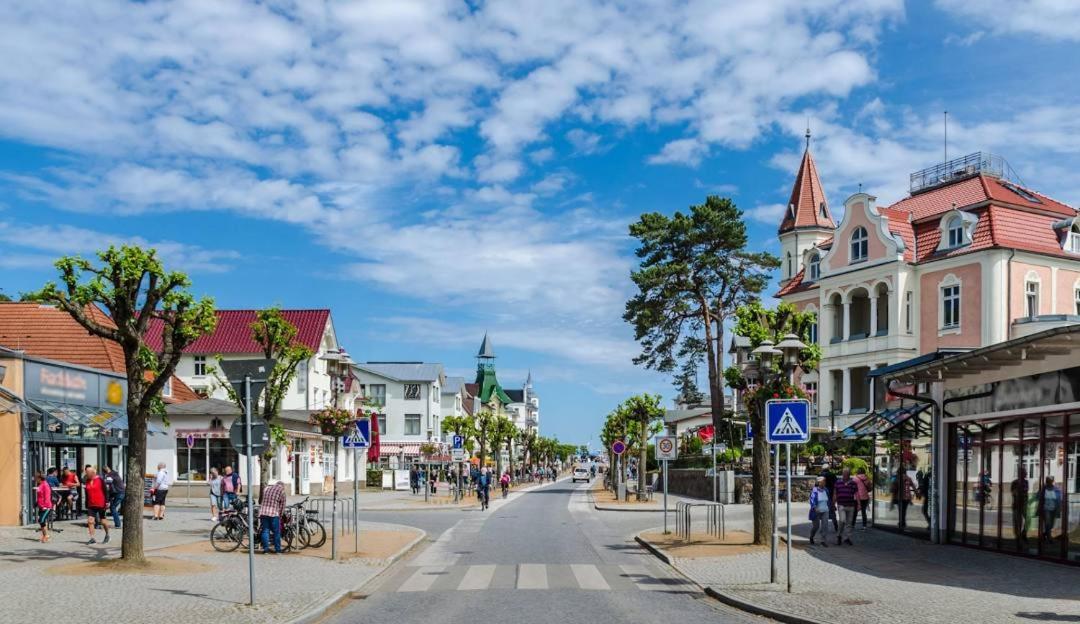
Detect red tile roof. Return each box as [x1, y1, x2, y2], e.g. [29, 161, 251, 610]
[144, 309, 330, 354]
[778, 149, 836, 234]
[776, 269, 816, 297]
[880, 207, 915, 262]
[0, 302, 126, 373]
[889, 174, 1076, 222]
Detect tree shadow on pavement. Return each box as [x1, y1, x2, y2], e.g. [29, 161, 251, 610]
[150, 587, 236, 605]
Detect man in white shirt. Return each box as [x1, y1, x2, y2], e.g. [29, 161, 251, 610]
[151, 462, 171, 520]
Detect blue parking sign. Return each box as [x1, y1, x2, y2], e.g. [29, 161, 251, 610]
[452, 435, 464, 450]
[765, 399, 810, 444]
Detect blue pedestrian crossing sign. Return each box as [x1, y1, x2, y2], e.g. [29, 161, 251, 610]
[452, 434, 464, 450]
[765, 399, 810, 444]
[342, 419, 371, 449]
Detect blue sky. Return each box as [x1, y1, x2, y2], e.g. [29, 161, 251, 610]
[2, 1, 1080, 448]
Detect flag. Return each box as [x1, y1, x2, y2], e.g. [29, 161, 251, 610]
[366, 410, 381, 463]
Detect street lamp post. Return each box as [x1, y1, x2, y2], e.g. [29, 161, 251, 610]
[750, 340, 781, 585]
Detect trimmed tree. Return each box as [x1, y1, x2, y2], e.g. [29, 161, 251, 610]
[32, 246, 217, 563]
[474, 410, 499, 468]
[620, 394, 665, 500]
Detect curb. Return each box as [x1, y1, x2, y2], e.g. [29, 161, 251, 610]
[285, 526, 428, 624]
[588, 485, 675, 512]
[634, 527, 827, 624]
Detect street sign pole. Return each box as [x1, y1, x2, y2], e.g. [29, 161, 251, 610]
[353, 448, 359, 553]
[786, 442, 792, 593]
[663, 459, 669, 534]
[244, 375, 255, 607]
[186, 446, 192, 503]
[771, 433, 778, 585]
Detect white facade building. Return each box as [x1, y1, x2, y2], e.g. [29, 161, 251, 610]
[352, 362, 445, 467]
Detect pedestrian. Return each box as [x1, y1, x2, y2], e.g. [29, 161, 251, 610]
[103, 465, 125, 529]
[45, 467, 60, 488]
[1038, 475, 1062, 542]
[477, 468, 490, 510]
[222, 465, 241, 509]
[897, 467, 916, 529]
[409, 465, 419, 495]
[208, 468, 223, 522]
[151, 462, 171, 520]
[1010, 468, 1030, 547]
[60, 467, 80, 516]
[821, 466, 838, 532]
[854, 467, 872, 528]
[808, 476, 829, 547]
[35, 472, 53, 543]
[833, 467, 858, 545]
[258, 480, 287, 554]
[83, 467, 111, 545]
[917, 467, 932, 524]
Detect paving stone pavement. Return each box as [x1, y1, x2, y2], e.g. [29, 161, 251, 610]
[0, 508, 416, 624]
[664, 522, 1080, 624]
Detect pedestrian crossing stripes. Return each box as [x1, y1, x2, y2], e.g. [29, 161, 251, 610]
[388, 563, 694, 594]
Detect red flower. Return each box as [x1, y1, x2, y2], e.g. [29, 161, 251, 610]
[772, 392, 779, 398]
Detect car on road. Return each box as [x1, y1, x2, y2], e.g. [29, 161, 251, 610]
[572, 467, 590, 483]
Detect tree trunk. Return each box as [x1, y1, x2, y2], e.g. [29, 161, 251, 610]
[121, 388, 146, 563]
[703, 309, 722, 502]
[259, 449, 273, 499]
[751, 399, 772, 545]
[637, 419, 648, 501]
[507, 439, 515, 480]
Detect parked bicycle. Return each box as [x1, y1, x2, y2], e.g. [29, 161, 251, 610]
[210, 496, 252, 552]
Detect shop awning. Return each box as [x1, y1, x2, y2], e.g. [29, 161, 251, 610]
[28, 398, 166, 435]
[840, 404, 930, 439]
[379, 442, 422, 456]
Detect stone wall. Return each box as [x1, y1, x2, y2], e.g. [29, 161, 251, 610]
[664, 468, 815, 503]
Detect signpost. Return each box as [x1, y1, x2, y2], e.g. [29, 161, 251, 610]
[185, 434, 195, 502]
[765, 399, 810, 594]
[342, 418, 371, 553]
[611, 440, 626, 501]
[655, 436, 677, 533]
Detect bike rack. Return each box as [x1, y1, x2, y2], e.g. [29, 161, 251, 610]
[675, 501, 725, 541]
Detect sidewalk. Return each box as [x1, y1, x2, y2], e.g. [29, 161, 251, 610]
[588, 478, 681, 511]
[636, 509, 1080, 624]
[0, 508, 424, 624]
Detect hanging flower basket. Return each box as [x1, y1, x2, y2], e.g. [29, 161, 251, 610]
[310, 407, 353, 437]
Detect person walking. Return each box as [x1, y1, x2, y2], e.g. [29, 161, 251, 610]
[208, 468, 223, 522]
[1011, 468, 1029, 547]
[103, 465, 125, 529]
[833, 467, 859, 545]
[151, 462, 171, 520]
[35, 472, 53, 543]
[808, 476, 829, 547]
[477, 468, 490, 510]
[821, 466, 839, 532]
[258, 480, 287, 554]
[83, 467, 111, 545]
[854, 467, 872, 528]
[222, 465, 241, 509]
[409, 465, 419, 495]
[1038, 475, 1062, 543]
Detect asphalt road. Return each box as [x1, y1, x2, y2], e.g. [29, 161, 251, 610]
[327, 479, 764, 624]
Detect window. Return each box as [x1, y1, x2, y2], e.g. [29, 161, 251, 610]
[786, 252, 793, 278]
[1075, 287, 1080, 315]
[808, 321, 818, 345]
[1067, 229, 1080, 254]
[850, 227, 868, 262]
[368, 384, 386, 406]
[808, 253, 820, 280]
[377, 415, 387, 434]
[404, 384, 421, 400]
[176, 436, 208, 481]
[905, 291, 913, 333]
[194, 355, 207, 377]
[946, 216, 964, 248]
[942, 284, 961, 329]
[207, 438, 239, 476]
[162, 376, 172, 398]
[404, 414, 422, 435]
[297, 360, 308, 393]
[1025, 280, 1040, 318]
[819, 202, 828, 219]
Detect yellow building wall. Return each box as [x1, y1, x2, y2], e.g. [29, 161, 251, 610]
[0, 357, 25, 526]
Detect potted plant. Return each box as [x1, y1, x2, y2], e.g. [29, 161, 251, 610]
[310, 407, 353, 436]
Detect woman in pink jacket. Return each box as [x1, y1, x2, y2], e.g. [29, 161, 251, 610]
[854, 467, 872, 528]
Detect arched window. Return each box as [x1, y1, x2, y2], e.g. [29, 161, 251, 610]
[946, 216, 964, 248]
[850, 227, 868, 262]
[1026, 278, 1040, 318]
[1068, 224, 1080, 254]
[808, 253, 820, 281]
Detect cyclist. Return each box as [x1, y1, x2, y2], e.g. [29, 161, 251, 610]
[477, 468, 490, 510]
[500, 471, 510, 498]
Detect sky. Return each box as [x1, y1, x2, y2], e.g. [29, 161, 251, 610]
[2, 1, 1080, 448]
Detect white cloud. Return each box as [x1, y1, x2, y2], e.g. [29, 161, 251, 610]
[744, 203, 787, 225]
[649, 138, 708, 166]
[566, 129, 605, 155]
[936, 0, 1080, 41]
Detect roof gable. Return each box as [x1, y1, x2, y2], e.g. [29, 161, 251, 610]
[778, 148, 835, 234]
[354, 362, 444, 383]
[144, 309, 330, 354]
[0, 303, 126, 373]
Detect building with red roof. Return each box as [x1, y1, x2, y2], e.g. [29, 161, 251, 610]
[773, 149, 1080, 434]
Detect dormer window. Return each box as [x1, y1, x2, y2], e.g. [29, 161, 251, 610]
[1067, 226, 1080, 254]
[850, 227, 868, 263]
[808, 253, 820, 281]
[819, 202, 827, 219]
[946, 216, 963, 248]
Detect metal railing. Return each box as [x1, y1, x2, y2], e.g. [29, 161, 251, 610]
[675, 501, 725, 541]
[909, 151, 1007, 193]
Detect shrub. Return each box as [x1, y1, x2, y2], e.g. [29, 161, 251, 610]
[366, 468, 383, 487]
[841, 456, 870, 475]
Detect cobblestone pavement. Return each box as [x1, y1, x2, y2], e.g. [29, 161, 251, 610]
[0, 507, 419, 624]
[654, 515, 1080, 624]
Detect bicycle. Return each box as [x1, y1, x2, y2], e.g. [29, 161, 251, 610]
[211, 496, 252, 552]
[282, 498, 326, 550]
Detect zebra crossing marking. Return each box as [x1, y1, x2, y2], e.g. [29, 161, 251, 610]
[517, 563, 548, 589]
[570, 564, 610, 590]
[457, 564, 497, 591]
[398, 566, 447, 592]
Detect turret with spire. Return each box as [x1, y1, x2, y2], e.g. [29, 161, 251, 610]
[778, 125, 836, 284]
[475, 333, 512, 406]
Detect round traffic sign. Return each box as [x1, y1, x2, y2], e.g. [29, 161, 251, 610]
[185, 433, 195, 449]
[611, 440, 626, 455]
[658, 438, 674, 455]
[229, 416, 271, 456]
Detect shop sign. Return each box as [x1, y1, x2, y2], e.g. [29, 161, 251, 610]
[24, 361, 127, 409]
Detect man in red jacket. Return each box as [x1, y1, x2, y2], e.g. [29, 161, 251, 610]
[83, 467, 111, 545]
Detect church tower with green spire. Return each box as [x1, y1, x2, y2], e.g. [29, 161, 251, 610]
[475, 332, 513, 411]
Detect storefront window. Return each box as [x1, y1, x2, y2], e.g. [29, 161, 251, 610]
[1067, 435, 1080, 562]
[208, 438, 239, 475]
[176, 437, 208, 481]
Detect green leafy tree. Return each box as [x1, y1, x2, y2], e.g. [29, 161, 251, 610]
[31, 246, 217, 563]
[493, 415, 516, 476]
[442, 415, 478, 454]
[624, 196, 779, 499]
[214, 307, 313, 497]
[474, 410, 499, 468]
[723, 300, 819, 545]
[618, 394, 665, 500]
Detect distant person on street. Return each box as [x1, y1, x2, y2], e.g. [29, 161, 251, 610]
[500, 471, 510, 498]
[45, 467, 60, 488]
[61, 467, 80, 515]
[833, 467, 858, 545]
[917, 468, 932, 524]
[151, 462, 171, 520]
[477, 469, 490, 510]
[103, 465, 125, 529]
[1038, 475, 1062, 542]
[1011, 468, 1030, 548]
[222, 465, 241, 508]
[821, 467, 838, 532]
[35, 472, 53, 543]
[808, 476, 829, 547]
[208, 468, 223, 522]
[83, 467, 111, 545]
[410, 466, 419, 495]
[854, 467, 871, 528]
[259, 480, 287, 554]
